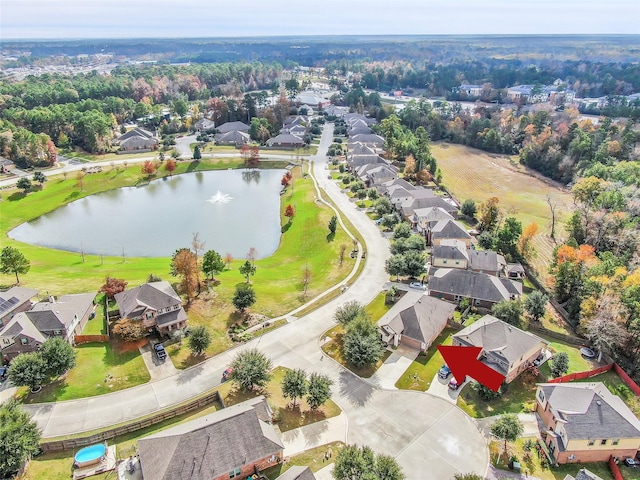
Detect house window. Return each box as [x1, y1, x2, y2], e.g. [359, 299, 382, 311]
[538, 390, 545, 402]
[612, 439, 620, 445]
[21, 338, 27, 345]
[146, 312, 153, 319]
[587, 440, 595, 446]
[53, 330, 61, 335]
[174, 305, 179, 310]
[600, 439, 607, 446]
[229, 467, 241, 478]
[443, 259, 447, 264]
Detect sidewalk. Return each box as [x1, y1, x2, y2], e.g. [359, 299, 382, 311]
[280, 412, 347, 457]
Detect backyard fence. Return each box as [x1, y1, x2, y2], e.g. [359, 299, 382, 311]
[609, 455, 624, 480]
[527, 324, 585, 346]
[40, 390, 221, 453]
[549, 363, 640, 396]
[74, 334, 110, 344]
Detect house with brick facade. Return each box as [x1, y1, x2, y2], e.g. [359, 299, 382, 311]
[114, 281, 187, 336]
[452, 315, 547, 383]
[137, 397, 283, 480]
[536, 382, 640, 464]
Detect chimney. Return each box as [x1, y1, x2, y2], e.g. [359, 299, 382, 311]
[596, 400, 602, 406]
[48, 295, 55, 303]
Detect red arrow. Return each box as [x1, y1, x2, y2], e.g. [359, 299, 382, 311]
[438, 345, 505, 392]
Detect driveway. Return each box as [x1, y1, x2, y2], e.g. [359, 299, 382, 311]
[281, 412, 347, 457]
[426, 373, 468, 404]
[476, 413, 541, 442]
[138, 343, 179, 381]
[23, 123, 490, 479]
[368, 344, 418, 390]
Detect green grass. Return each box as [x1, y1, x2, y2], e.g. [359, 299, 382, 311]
[395, 328, 454, 390]
[262, 442, 345, 477]
[22, 340, 150, 403]
[489, 438, 628, 480]
[217, 366, 342, 432]
[22, 400, 224, 480]
[81, 294, 107, 335]
[364, 292, 393, 321]
[321, 325, 392, 378]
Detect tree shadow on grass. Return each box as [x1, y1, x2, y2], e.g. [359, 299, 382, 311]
[176, 362, 204, 385]
[7, 191, 27, 201]
[64, 190, 81, 202]
[281, 221, 292, 234]
[326, 232, 336, 242]
[24, 378, 69, 404]
[186, 160, 200, 172]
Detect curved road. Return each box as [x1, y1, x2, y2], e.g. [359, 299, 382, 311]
[24, 125, 489, 478]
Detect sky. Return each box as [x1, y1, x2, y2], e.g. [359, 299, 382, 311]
[2, 0, 639, 40]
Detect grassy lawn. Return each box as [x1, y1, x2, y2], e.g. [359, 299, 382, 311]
[262, 442, 345, 477]
[81, 294, 107, 335]
[217, 366, 342, 432]
[395, 328, 455, 390]
[321, 325, 392, 379]
[364, 292, 393, 321]
[457, 337, 604, 418]
[198, 143, 317, 156]
[432, 142, 573, 280]
[21, 340, 150, 403]
[0, 163, 355, 321]
[489, 438, 627, 480]
[22, 400, 224, 480]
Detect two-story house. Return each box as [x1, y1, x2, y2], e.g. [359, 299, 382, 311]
[536, 382, 640, 464]
[114, 281, 188, 335]
[452, 315, 547, 383]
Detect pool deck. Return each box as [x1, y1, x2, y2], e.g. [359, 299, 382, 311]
[73, 445, 117, 480]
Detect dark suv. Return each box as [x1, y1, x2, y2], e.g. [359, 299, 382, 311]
[154, 344, 167, 361]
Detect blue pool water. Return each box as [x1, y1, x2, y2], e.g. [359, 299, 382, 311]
[75, 443, 106, 464]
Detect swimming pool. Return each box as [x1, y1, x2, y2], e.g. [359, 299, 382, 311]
[74, 443, 106, 468]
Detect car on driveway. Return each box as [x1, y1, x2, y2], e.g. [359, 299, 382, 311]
[438, 365, 451, 379]
[448, 377, 461, 390]
[409, 282, 426, 290]
[222, 367, 233, 381]
[624, 458, 637, 468]
[532, 353, 545, 366]
[153, 344, 167, 362]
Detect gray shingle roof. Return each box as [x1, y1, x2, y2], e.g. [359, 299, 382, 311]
[215, 130, 250, 144]
[468, 250, 506, 272]
[217, 121, 250, 133]
[348, 143, 377, 156]
[137, 397, 283, 480]
[347, 154, 388, 169]
[400, 197, 458, 218]
[454, 315, 546, 368]
[380, 295, 455, 345]
[0, 287, 38, 317]
[115, 282, 181, 317]
[431, 220, 471, 242]
[428, 268, 522, 304]
[540, 382, 640, 443]
[29, 293, 95, 331]
[120, 135, 158, 149]
[276, 466, 317, 480]
[432, 244, 468, 262]
[347, 134, 385, 145]
[0, 312, 47, 344]
[155, 308, 188, 327]
[267, 133, 305, 146]
[119, 127, 155, 142]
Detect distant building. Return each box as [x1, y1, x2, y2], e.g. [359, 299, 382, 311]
[118, 127, 158, 153]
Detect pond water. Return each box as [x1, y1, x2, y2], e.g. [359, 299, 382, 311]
[9, 169, 286, 258]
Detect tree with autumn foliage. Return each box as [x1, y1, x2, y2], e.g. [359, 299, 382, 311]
[99, 276, 128, 300]
[284, 204, 295, 222]
[164, 158, 176, 176]
[518, 222, 539, 260]
[141, 160, 155, 177]
[550, 244, 597, 319]
[170, 248, 199, 300]
[247, 146, 260, 167]
[478, 197, 501, 232]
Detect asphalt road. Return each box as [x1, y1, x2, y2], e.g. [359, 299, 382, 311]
[22, 124, 489, 479]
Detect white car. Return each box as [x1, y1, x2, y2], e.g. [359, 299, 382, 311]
[409, 282, 426, 290]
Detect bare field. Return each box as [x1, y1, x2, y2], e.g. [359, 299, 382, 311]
[432, 143, 574, 279]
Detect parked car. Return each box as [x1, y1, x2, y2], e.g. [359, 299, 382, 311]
[0, 366, 7, 381]
[532, 353, 545, 366]
[409, 282, 426, 290]
[153, 343, 167, 361]
[438, 365, 451, 379]
[222, 367, 233, 381]
[448, 377, 460, 390]
[624, 458, 637, 468]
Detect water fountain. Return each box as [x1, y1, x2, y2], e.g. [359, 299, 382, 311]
[207, 190, 233, 204]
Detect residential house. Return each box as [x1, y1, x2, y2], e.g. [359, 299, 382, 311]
[412, 206, 454, 235]
[343, 113, 376, 126]
[457, 84, 483, 98]
[398, 196, 458, 221]
[0, 292, 96, 361]
[347, 134, 385, 149]
[453, 315, 547, 383]
[0, 286, 38, 328]
[428, 268, 522, 310]
[282, 124, 307, 137]
[428, 219, 472, 247]
[295, 91, 331, 108]
[378, 293, 455, 352]
[562, 468, 604, 480]
[323, 105, 349, 117]
[275, 466, 316, 480]
[283, 116, 307, 128]
[217, 121, 250, 134]
[266, 133, 305, 148]
[506, 263, 526, 280]
[356, 163, 399, 186]
[389, 186, 435, 210]
[431, 241, 469, 270]
[137, 397, 284, 480]
[468, 250, 506, 276]
[536, 382, 640, 464]
[114, 281, 188, 335]
[194, 118, 216, 132]
[348, 143, 377, 158]
[215, 130, 250, 147]
[346, 154, 388, 171]
[118, 127, 158, 152]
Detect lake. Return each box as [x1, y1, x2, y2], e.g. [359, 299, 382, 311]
[9, 169, 286, 258]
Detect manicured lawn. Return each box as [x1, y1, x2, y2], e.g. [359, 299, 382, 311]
[23, 400, 223, 480]
[364, 292, 393, 321]
[262, 442, 345, 477]
[217, 366, 342, 432]
[489, 438, 624, 480]
[22, 340, 150, 403]
[321, 325, 392, 379]
[395, 328, 455, 390]
[81, 294, 107, 335]
[457, 337, 604, 418]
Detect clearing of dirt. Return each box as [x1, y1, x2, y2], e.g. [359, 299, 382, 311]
[432, 143, 574, 279]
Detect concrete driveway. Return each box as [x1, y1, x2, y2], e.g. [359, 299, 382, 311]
[368, 344, 418, 389]
[138, 343, 179, 381]
[427, 373, 470, 404]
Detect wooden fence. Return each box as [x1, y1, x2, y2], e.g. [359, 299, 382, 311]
[609, 455, 624, 480]
[527, 324, 585, 346]
[549, 363, 640, 396]
[40, 390, 221, 453]
[74, 334, 109, 344]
